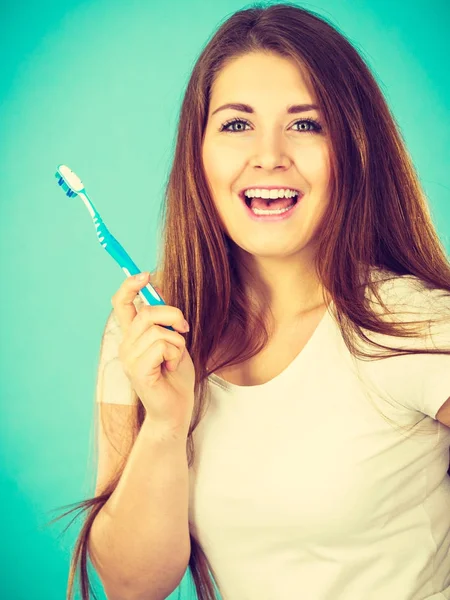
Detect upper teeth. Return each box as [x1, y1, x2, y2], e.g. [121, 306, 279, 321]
[244, 188, 299, 199]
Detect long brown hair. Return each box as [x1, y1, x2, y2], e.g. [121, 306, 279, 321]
[48, 3, 450, 599]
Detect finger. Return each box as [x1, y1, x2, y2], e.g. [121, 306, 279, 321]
[134, 339, 184, 378]
[164, 343, 185, 372]
[111, 272, 150, 335]
[127, 324, 186, 366]
[126, 304, 189, 346]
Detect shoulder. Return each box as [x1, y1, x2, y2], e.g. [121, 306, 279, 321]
[355, 268, 450, 421]
[367, 268, 450, 319]
[368, 267, 427, 298]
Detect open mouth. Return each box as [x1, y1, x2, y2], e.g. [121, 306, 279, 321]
[245, 196, 299, 208]
[240, 191, 300, 209]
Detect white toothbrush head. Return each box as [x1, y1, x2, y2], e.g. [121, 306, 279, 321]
[55, 164, 85, 196]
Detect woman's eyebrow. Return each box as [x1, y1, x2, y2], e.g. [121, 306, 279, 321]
[210, 102, 320, 116]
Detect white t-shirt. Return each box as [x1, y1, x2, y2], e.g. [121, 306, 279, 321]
[95, 270, 450, 600]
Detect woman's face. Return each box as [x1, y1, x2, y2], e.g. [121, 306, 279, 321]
[202, 51, 332, 261]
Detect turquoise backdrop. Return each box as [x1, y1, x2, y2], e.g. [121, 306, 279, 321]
[1, 0, 449, 598]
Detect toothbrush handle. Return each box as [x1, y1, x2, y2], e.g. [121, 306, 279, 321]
[101, 230, 175, 332]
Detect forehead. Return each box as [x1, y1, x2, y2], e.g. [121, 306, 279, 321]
[210, 52, 316, 103]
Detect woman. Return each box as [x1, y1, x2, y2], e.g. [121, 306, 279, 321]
[54, 3, 450, 599]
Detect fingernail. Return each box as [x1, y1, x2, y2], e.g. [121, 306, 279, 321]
[183, 320, 190, 331]
[136, 272, 148, 281]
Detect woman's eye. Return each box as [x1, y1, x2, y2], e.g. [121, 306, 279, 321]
[219, 117, 322, 133]
[292, 118, 322, 133]
[220, 119, 250, 132]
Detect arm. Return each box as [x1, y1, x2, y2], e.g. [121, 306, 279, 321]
[88, 417, 191, 600]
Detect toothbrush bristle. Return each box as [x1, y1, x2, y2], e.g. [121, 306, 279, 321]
[55, 170, 79, 197]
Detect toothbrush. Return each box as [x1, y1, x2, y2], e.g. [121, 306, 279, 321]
[54, 164, 174, 331]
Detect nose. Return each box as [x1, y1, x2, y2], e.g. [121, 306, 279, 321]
[248, 131, 292, 171]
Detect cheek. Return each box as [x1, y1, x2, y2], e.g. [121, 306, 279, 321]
[295, 144, 330, 187]
[202, 138, 243, 189]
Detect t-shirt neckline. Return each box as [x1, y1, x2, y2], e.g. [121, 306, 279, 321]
[208, 300, 333, 393]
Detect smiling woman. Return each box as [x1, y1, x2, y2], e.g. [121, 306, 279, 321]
[53, 4, 450, 600]
[202, 51, 330, 269]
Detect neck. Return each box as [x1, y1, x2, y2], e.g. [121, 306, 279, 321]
[232, 244, 329, 328]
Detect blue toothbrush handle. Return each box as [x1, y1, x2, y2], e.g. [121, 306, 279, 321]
[101, 230, 175, 332]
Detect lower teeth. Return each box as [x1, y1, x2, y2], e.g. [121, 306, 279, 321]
[251, 203, 295, 216]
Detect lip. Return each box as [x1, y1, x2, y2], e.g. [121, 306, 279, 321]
[238, 190, 304, 222]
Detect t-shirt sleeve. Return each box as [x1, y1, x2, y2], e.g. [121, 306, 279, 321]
[94, 309, 138, 405]
[360, 276, 450, 420]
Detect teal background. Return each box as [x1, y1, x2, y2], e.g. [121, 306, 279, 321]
[1, 0, 449, 598]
